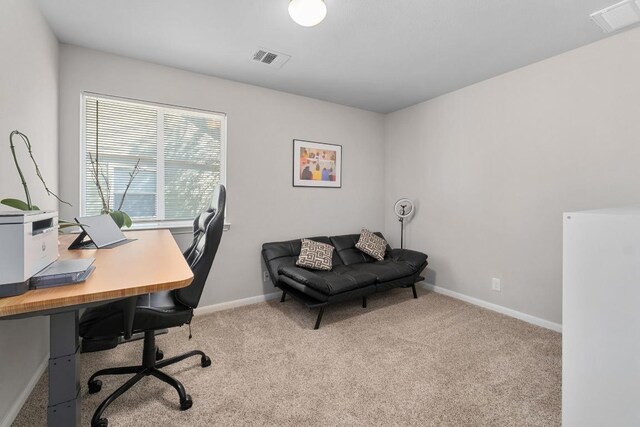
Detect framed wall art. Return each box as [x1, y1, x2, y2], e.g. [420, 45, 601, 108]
[293, 139, 342, 188]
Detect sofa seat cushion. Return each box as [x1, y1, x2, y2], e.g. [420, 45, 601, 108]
[351, 260, 415, 283]
[278, 264, 377, 296]
[385, 248, 429, 273]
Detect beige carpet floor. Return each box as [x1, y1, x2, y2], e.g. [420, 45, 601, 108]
[13, 289, 561, 426]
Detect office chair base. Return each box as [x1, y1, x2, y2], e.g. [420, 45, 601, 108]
[88, 331, 209, 426]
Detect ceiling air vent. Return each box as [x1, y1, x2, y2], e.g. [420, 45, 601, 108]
[591, 0, 640, 33]
[250, 48, 291, 69]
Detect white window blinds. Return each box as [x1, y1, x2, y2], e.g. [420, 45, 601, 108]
[82, 94, 225, 222]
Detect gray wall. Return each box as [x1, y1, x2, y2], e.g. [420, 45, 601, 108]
[58, 45, 386, 306]
[0, 0, 58, 424]
[384, 27, 640, 325]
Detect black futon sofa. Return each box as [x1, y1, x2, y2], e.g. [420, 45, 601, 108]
[262, 232, 428, 329]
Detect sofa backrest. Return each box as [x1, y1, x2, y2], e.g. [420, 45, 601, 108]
[330, 232, 392, 266]
[261, 236, 343, 286]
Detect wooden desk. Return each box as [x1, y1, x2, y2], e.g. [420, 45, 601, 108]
[0, 230, 193, 426]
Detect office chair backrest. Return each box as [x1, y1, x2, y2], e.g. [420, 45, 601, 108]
[176, 185, 226, 309]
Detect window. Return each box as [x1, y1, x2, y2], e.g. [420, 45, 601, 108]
[81, 93, 226, 224]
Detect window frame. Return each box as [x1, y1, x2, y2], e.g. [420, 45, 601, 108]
[79, 91, 227, 228]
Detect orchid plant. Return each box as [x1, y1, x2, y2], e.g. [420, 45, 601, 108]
[88, 152, 140, 228]
[1, 130, 75, 229]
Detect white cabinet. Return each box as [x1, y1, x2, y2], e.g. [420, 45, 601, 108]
[563, 208, 640, 427]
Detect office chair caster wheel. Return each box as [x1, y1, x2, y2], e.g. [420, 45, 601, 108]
[155, 348, 164, 361]
[180, 395, 193, 410]
[201, 355, 211, 368]
[92, 418, 108, 427]
[88, 379, 102, 394]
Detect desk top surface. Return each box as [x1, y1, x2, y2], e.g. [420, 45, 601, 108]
[0, 229, 193, 317]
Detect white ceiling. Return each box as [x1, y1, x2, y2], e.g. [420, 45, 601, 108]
[36, 0, 632, 113]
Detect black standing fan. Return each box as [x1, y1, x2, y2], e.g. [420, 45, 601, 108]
[394, 198, 415, 249]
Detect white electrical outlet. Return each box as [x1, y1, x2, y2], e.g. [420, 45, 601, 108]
[492, 278, 501, 292]
[263, 271, 270, 282]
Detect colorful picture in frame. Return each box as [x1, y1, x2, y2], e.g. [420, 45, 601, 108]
[293, 139, 342, 188]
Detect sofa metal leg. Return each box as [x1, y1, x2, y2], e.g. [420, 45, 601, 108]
[280, 291, 286, 303]
[412, 284, 418, 299]
[314, 307, 325, 330]
[362, 296, 367, 308]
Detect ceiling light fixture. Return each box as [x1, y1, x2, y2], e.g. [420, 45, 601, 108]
[288, 0, 327, 27]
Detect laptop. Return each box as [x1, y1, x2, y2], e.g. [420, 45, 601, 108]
[69, 214, 132, 249]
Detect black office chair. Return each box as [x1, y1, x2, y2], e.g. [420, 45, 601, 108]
[79, 185, 226, 427]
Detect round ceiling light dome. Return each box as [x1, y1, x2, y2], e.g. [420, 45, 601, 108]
[289, 0, 327, 27]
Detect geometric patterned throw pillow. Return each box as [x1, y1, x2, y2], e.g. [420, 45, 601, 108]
[296, 239, 334, 271]
[355, 228, 387, 261]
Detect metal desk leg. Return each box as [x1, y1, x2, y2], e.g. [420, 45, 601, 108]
[47, 310, 81, 427]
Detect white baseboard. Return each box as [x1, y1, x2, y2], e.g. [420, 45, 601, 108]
[194, 291, 281, 316]
[0, 352, 49, 427]
[419, 283, 562, 333]
[193, 285, 562, 333]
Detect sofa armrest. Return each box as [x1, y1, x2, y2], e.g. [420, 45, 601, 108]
[386, 248, 428, 273]
[278, 266, 330, 294]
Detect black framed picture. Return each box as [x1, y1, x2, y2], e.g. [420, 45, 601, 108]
[292, 139, 342, 188]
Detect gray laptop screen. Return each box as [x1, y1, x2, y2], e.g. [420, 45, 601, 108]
[75, 214, 127, 248]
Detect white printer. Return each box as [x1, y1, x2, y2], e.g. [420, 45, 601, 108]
[0, 210, 59, 297]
